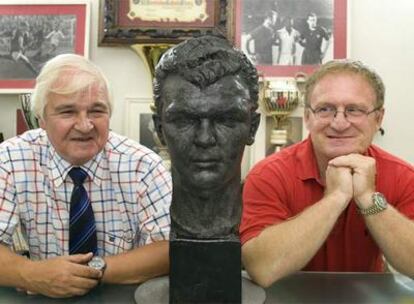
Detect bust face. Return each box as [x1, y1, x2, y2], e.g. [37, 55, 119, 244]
[157, 74, 258, 190]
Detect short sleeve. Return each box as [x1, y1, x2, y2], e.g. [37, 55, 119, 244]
[240, 166, 292, 245]
[137, 159, 172, 245]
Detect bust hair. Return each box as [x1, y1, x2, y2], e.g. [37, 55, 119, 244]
[304, 59, 385, 108]
[153, 35, 259, 115]
[31, 53, 113, 121]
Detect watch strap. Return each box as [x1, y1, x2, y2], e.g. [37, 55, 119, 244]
[359, 192, 387, 216]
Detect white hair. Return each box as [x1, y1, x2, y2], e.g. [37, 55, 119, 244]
[31, 54, 113, 120]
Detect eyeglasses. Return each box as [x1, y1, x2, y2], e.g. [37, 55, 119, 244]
[307, 105, 381, 122]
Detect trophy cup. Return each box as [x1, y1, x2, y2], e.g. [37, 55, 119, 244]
[130, 44, 173, 169]
[260, 73, 306, 153]
[19, 93, 39, 130]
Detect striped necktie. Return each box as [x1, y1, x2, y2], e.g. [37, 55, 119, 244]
[68, 167, 97, 255]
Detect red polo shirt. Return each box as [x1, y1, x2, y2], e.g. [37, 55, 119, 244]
[241, 138, 414, 272]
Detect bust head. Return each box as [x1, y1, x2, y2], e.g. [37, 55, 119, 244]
[153, 35, 260, 192]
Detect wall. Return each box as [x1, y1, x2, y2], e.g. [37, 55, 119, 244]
[348, 0, 414, 163]
[1, 0, 413, 168]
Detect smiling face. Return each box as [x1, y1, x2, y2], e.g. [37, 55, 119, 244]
[155, 74, 259, 190]
[40, 81, 110, 165]
[305, 72, 384, 167]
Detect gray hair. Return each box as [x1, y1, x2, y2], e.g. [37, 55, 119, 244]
[31, 54, 113, 120]
[305, 59, 385, 108]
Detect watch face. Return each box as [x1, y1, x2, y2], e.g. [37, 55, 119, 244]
[88, 256, 105, 270]
[374, 192, 387, 209]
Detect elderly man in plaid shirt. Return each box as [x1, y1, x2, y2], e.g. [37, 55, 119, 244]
[0, 54, 172, 298]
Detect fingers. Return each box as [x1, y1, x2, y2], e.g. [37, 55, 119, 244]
[73, 262, 102, 280]
[66, 252, 94, 264]
[328, 153, 375, 170]
[67, 276, 100, 292]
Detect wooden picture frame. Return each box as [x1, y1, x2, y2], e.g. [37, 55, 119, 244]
[0, 0, 90, 93]
[98, 0, 234, 45]
[234, 0, 347, 77]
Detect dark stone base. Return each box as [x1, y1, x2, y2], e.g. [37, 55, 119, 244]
[169, 239, 241, 303]
[134, 274, 266, 304]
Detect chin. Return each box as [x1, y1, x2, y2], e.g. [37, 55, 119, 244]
[326, 146, 363, 159]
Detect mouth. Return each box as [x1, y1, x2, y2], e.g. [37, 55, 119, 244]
[71, 136, 94, 142]
[191, 159, 220, 169]
[326, 135, 354, 140]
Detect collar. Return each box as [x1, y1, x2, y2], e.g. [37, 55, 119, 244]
[48, 142, 105, 188]
[295, 137, 375, 185]
[295, 137, 323, 184]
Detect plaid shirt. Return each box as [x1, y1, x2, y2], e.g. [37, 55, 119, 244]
[0, 129, 171, 260]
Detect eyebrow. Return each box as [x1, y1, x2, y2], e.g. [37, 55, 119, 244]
[166, 104, 248, 116]
[54, 102, 109, 112]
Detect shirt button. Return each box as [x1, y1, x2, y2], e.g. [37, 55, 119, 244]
[124, 231, 133, 241]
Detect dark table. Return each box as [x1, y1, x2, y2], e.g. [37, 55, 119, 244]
[1, 272, 414, 303]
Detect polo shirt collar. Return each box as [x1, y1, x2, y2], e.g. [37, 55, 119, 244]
[295, 136, 322, 183]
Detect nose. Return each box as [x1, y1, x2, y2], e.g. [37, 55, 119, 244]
[330, 111, 351, 130]
[74, 113, 93, 132]
[194, 119, 216, 148]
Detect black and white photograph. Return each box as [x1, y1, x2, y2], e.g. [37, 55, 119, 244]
[0, 14, 77, 79]
[0, 1, 89, 92]
[239, 0, 335, 67]
[139, 113, 159, 153]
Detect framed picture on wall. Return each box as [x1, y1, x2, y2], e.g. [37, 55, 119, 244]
[0, 0, 90, 93]
[234, 0, 347, 76]
[124, 97, 159, 152]
[98, 0, 234, 45]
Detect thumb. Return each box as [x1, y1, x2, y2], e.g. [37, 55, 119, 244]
[67, 252, 94, 264]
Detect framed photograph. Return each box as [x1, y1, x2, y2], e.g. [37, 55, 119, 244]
[124, 97, 159, 152]
[98, 0, 234, 45]
[235, 0, 347, 77]
[0, 0, 90, 93]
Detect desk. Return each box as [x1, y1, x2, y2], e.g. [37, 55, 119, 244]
[1, 272, 414, 303]
[265, 272, 414, 303]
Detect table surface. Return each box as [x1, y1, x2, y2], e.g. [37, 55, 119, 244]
[1, 272, 414, 303]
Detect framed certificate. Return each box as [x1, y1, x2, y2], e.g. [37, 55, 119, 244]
[98, 0, 234, 45]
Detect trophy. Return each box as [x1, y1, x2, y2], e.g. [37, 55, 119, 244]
[260, 73, 306, 152]
[19, 93, 39, 130]
[130, 44, 173, 169]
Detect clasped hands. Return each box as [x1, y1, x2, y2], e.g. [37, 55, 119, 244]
[18, 252, 102, 298]
[325, 153, 376, 211]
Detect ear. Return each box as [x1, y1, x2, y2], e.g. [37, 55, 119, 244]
[376, 107, 385, 130]
[152, 113, 166, 146]
[246, 112, 261, 146]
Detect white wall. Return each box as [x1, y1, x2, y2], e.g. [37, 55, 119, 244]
[1, 0, 413, 166]
[348, 0, 414, 163]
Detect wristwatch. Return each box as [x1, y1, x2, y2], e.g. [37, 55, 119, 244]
[359, 192, 388, 216]
[88, 256, 106, 273]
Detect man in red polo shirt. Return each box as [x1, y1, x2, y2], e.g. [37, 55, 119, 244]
[241, 59, 414, 287]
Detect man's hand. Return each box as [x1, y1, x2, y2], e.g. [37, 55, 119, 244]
[324, 163, 354, 211]
[328, 154, 377, 208]
[20, 252, 102, 298]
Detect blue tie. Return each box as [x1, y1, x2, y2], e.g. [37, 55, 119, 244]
[68, 167, 97, 255]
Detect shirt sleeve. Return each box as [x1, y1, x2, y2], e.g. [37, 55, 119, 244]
[240, 165, 292, 245]
[392, 164, 414, 220]
[137, 159, 172, 245]
[0, 159, 19, 246]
